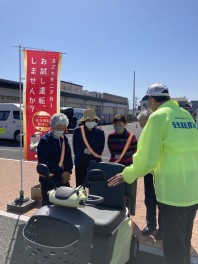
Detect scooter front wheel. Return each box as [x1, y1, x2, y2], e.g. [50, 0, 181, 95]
[126, 234, 139, 263]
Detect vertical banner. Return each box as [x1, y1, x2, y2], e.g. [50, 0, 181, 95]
[23, 50, 62, 160]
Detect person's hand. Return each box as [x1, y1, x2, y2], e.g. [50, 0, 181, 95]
[107, 173, 124, 187]
[62, 171, 71, 184]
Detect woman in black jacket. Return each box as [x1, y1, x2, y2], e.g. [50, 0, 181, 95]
[72, 108, 105, 187]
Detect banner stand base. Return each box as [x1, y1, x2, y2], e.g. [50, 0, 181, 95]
[7, 196, 36, 214]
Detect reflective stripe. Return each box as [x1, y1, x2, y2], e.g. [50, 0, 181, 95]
[58, 135, 65, 167]
[80, 125, 101, 158]
[49, 135, 65, 177]
[113, 133, 134, 163]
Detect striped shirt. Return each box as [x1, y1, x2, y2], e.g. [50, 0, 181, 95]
[107, 128, 138, 166]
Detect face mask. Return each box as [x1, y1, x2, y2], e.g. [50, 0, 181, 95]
[53, 130, 64, 139]
[148, 98, 154, 113]
[113, 125, 125, 134]
[148, 107, 153, 113]
[85, 121, 97, 129]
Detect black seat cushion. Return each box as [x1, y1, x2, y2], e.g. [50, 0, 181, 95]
[80, 205, 126, 234]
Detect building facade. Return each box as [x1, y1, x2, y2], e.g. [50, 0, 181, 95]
[140, 96, 194, 115]
[0, 79, 129, 123]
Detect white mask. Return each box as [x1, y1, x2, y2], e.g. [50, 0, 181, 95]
[85, 121, 97, 129]
[148, 107, 153, 113]
[148, 97, 154, 113]
[53, 130, 64, 139]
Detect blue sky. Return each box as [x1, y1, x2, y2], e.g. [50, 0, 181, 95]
[1, 0, 198, 107]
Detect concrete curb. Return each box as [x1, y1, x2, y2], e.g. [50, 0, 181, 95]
[0, 210, 30, 222]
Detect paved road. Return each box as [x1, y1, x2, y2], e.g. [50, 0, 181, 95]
[0, 214, 165, 264]
[0, 139, 21, 160]
[0, 123, 142, 161]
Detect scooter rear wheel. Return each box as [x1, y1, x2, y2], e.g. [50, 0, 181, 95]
[126, 234, 139, 263]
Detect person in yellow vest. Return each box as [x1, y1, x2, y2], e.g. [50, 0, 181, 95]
[108, 83, 198, 264]
[72, 108, 105, 187]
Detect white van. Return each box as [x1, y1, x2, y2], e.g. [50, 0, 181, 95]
[0, 103, 23, 142]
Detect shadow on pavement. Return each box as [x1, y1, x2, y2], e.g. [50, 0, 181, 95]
[136, 251, 165, 264]
[0, 215, 26, 264]
[0, 139, 20, 148]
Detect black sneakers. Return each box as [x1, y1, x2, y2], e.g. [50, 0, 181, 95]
[142, 226, 164, 240]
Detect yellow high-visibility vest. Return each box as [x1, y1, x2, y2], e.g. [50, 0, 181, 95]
[122, 100, 198, 206]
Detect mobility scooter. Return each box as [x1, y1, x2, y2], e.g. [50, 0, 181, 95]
[23, 161, 139, 264]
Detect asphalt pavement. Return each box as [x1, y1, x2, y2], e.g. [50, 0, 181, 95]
[0, 215, 26, 264]
[0, 213, 165, 264]
[0, 123, 143, 161]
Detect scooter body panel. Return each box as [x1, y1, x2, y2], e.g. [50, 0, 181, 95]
[110, 217, 132, 264]
[23, 205, 95, 264]
[79, 205, 131, 264]
[48, 187, 87, 208]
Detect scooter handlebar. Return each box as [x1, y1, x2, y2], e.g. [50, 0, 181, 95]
[85, 194, 104, 205]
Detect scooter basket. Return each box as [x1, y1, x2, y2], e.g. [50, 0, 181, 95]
[23, 206, 94, 264]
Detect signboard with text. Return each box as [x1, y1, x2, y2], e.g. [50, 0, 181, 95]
[23, 50, 62, 160]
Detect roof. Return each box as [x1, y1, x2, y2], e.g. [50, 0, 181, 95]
[0, 78, 128, 106]
[171, 97, 188, 102]
[0, 79, 20, 89]
[61, 80, 83, 88]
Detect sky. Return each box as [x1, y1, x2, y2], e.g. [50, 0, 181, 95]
[1, 0, 198, 107]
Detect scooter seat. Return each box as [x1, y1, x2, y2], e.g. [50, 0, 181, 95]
[80, 205, 126, 235]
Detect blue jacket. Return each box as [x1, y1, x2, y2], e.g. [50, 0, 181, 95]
[37, 131, 73, 185]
